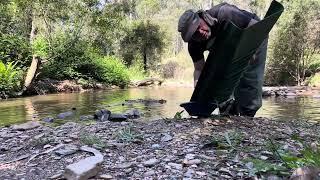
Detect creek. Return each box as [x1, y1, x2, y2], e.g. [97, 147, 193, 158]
[1, 87, 320, 126]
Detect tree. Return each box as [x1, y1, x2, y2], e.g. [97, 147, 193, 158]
[267, 0, 320, 85]
[120, 21, 164, 72]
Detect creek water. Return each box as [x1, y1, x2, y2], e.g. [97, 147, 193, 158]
[1, 87, 320, 126]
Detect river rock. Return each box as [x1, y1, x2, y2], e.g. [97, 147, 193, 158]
[161, 133, 173, 142]
[124, 109, 141, 119]
[144, 158, 160, 167]
[57, 111, 75, 119]
[11, 121, 41, 131]
[94, 109, 111, 121]
[183, 159, 201, 166]
[79, 115, 94, 121]
[55, 145, 79, 156]
[99, 174, 113, 179]
[64, 147, 104, 180]
[109, 113, 128, 122]
[144, 170, 156, 177]
[42, 117, 55, 123]
[168, 163, 183, 170]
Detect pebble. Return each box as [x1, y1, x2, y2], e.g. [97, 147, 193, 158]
[99, 174, 113, 179]
[117, 163, 134, 169]
[168, 163, 183, 170]
[184, 169, 195, 178]
[161, 134, 173, 142]
[63, 139, 73, 143]
[196, 171, 206, 176]
[183, 159, 201, 166]
[43, 144, 52, 149]
[144, 158, 160, 167]
[144, 170, 155, 177]
[151, 144, 161, 149]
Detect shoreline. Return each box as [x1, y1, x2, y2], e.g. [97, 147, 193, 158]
[1, 116, 319, 179]
[1, 78, 320, 100]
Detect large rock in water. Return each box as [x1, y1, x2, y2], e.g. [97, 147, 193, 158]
[109, 113, 128, 122]
[94, 109, 111, 121]
[124, 109, 141, 119]
[57, 111, 75, 119]
[11, 121, 41, 131]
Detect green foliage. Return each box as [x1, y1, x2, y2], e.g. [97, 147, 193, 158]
[209, 130, 245, 151]
[80, 133, 106, 148]
[91, 56, 130, 87]
[308, 73, 320, 87]
[266, 0, 320, 85]
[120, 20, 165, 71]
[32, 36, 49, 59]
[114, 126, 143, 143]
[127, 64, 146, 81]
[0, 61, 22, 95]
[245, 158, 289, 176]
[0, 33, 31, 68]
[174, 110, 184, 119]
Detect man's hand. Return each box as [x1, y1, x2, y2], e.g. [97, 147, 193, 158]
[193, 59, 205, 87]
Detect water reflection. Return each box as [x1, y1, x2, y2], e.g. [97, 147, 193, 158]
[0, 87, 320, 126]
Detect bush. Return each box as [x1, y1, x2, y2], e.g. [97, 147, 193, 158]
[127, 64, 146, 81]
[0, 34, 31, 69]
[0, 61, 22, 96]
[307, 73, 320, 87]
[91, 56, 130, 87]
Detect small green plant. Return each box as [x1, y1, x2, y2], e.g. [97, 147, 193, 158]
[30, 136, 54, 148]
[114, 126, 143, 143]
[244, 158, 289, 177]
[80, 133, 106, 148]
[0, 61, 22, 96]
[174, 110, 184, 119]
[209, 130, 245, 151]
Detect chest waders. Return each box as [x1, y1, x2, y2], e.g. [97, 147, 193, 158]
[181, 0, 284, 117]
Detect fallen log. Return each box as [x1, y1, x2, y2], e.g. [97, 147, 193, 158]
[134, 78, 163, 87]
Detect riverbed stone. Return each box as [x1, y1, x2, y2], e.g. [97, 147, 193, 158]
[183, 159, 201, 166]
[55, 145, 78, 156]
[57, 111, 75, 119]
[124, 109, 141, 119]
[42, 117, 55, 123]
[94, 109, 111, 121]
[64, 155, 103, 180]
[79, 115, 94, 121]
[109, 113, 128, 122]
[161, 133, 173, 142]
[168, 163, 183, 170]
[144, 158, 160, 167]
[64, 147, 103, 180]
[11, 121, 41, 131]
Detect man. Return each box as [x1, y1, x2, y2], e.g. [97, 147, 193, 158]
[178, 3, 268, 117]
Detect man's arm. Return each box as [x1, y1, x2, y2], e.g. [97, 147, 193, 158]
[193, 58, 205, 87]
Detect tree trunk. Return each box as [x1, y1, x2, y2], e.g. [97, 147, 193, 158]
[23, 13, 39, 93]
[143, 49, 147, 72]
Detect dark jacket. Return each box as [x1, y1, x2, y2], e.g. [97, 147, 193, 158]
[188, 3, 256, 62]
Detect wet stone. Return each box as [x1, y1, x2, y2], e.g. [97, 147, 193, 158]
[57, 111, 74, 119]
[144, 158, 160, 167]
[55, 145, 78, 156]
[99, 174, 113, 179]
[11, 121, 41, 131]
[161, 133, 173, 142]
[144, 170, 156, 177]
